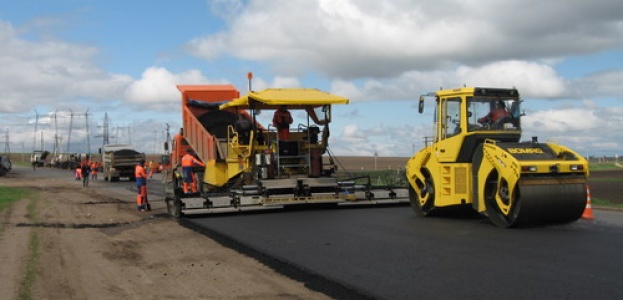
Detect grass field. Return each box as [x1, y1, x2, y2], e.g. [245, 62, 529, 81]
[0, 186, 30, 212]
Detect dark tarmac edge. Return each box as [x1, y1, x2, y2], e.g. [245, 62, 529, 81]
[179, 217, 377, 300]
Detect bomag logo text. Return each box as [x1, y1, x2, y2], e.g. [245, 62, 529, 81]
[507, 148, 544, 154]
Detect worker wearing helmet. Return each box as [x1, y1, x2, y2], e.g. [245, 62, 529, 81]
[181, 148, 205, 194]
[135, 160, 153, 211]
[272, 105, 293, 140]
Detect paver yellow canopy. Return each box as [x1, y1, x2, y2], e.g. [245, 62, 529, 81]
[220, 88, 349, 110]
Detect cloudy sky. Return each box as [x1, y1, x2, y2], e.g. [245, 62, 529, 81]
[1, 0, 622, 159]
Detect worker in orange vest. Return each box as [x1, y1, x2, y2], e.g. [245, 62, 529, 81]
[181, 148, 205, 194]
[135, 160, 153, 211]
[272, 105, 293, 140]
[90, 161, 98, 180]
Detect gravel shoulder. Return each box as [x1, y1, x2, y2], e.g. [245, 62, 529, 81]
[0, 166, 331, 300]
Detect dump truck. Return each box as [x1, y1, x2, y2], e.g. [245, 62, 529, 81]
[405, 87, 589, 227]
[30, 150, 49, 169]
[162, 84, 407, 217]
[101, 144, 145, 182]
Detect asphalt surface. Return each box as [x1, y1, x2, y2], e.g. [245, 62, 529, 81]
[184, 206, 623, 300]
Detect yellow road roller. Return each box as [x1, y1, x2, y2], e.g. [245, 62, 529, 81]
[405, 87, 589, 227]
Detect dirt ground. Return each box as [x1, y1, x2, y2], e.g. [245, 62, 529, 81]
[0, 167, 331, 300]
[587, 169, 623, 205]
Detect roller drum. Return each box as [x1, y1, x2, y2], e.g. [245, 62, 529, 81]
[487, 179, 587, 227]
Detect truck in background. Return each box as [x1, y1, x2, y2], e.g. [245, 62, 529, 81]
[0, 155, 11, 176]
[100, 144, 145, 182]
[30, 150, 50, 169]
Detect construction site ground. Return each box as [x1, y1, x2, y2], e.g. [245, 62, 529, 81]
[0, 166, 331, 300]
[0, 163, 621, 299]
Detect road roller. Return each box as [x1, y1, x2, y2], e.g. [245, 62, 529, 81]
[405, 87, 589, 227]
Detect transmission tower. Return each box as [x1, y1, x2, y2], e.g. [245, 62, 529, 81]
[85, 109, 91, 154]
[66, 109, 74, 153]
[102, 113, 110, 146]
[3, 129, 10, 154]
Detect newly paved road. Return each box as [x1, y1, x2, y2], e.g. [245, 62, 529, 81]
[184, 206, 623, 300]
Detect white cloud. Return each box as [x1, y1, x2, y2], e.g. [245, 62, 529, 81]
[123, 67, 217, 111]
[271, 76, 300, 88]
[456, 61, 567, 98]
[187, 0, 623, 78]
[331, 60, 569, 102]
[0, 20, 132, 113]
[570, 70, 623, 98]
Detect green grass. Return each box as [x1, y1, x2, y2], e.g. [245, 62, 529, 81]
[18, 228, 39, 300]
[592, 197, 623, 209]
[0, 186, 39, 300]
[0, 186, 31, 212]
[589, 163, 623, 171]
[0, 188, 40, 300]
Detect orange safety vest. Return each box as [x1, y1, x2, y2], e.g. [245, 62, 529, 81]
[181, 154, 204, 167]
[135, 164, 148, 179]
[272, 110, 293, 128]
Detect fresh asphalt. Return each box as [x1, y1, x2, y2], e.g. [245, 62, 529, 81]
[183, 206, 623, 300]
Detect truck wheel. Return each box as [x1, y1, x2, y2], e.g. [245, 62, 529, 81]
[409, 176, 435, 216]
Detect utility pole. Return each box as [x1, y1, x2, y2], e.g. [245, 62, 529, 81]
[374, 150, 378, 171]
[127, 126, 131, 144]
[32, 109, 39, 151]
[3, 128, 10, 154]
[102, 113, 110, 146]
[85, 109, 91, 155]
[66, 109, 74, 153]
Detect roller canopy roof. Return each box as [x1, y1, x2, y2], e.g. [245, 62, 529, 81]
[219, 88, 349, 110]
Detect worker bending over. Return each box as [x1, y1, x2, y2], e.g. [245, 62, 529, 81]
[181, 148, 205, 194]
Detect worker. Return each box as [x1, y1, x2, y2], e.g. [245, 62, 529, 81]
[181, 148, 205, 194]
[135, 160, 153, 211]
[478, 100, 511, 125]
[90, 161, 98, 180]
[80, 162, 91, 187]
[272, 105, 293, 140]
[75, 165, 82, 180]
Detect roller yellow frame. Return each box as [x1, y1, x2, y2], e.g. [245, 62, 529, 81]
[405, 87, 589, 227]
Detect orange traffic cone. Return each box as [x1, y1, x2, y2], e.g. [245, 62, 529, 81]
[582, 185, 595, 220]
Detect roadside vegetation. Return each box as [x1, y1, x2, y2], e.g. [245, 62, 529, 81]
[0, 186, 30, 213]
[590, 162, 623, 171]
[18, 198, 40, 300]
[0, 186, 39, 300]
